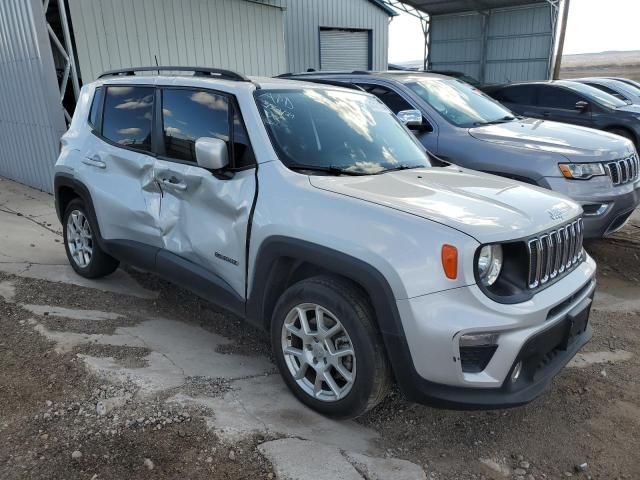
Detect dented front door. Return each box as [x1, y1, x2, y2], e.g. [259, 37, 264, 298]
[154, 160, 255, 298]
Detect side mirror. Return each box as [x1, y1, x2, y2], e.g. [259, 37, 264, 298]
[195, 137, 229, 170]
[575, 101, 589, 112]
[397, 109, 423, 127]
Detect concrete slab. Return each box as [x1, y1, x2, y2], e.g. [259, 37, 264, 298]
[171, 375, 380, 455]
[257, 439, 426, 480]
[0, 280, 16, 303]
[34, 317, 272, 394]
[22, 304, 123, 321]
[258, 439, 363, 480]
[0, 209, 67, 265]
[344, 451, 427, 480]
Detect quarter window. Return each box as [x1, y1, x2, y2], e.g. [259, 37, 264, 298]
[102, 86, 153, 152]
[161, 89, 229, 163]
[88, 87, 104, 129]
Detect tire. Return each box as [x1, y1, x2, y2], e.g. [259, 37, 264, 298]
[271, 275, 391, 419]
[607, 127, 637, 148]
[62, 198, 119, 278]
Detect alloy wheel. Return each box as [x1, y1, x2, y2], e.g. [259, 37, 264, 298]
[281, 303, 356, 402]
[66, 210, 93, 268]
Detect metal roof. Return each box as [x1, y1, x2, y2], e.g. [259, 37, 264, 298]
[394, 0, 547, 15]
[368, 0, 399, 16]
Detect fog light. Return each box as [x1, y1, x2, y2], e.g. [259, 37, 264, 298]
[582, 203, 608, 216]
[511, 361, 523, 382]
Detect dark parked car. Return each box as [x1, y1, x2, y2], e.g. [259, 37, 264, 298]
[573, 77, 640, 105]
[485, 80, 640, 147]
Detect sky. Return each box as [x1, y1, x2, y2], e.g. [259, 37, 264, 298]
[388, 0, 640, 63]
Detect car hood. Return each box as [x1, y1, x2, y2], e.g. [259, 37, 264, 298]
[616, 104, 640, 114]
[468, 118, 633, 162]
[309, 166, 581, 244]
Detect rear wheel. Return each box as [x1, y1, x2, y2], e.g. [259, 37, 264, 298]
[271, 275, 391, 419]
[63, 198, 119, 278]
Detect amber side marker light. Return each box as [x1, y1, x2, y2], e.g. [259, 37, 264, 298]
[441, 244, 458, 280]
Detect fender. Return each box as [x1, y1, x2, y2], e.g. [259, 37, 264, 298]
[54, 172, 107, 250]
[246, 236, 426, 396]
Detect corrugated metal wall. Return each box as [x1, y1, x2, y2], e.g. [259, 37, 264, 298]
[67, 0, 287, 82]
[0, 0, 67, 193]
[430, 3, 554, 84]
[282, 0, 390, 73]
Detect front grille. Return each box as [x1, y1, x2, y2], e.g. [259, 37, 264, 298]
[605, 153, 639, 185]
[527, 218, 584, 289]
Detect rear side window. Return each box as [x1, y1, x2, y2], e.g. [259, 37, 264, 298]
[494, 85, 535, 105]
[161, 89, 229, 163]
[102, 86, 154, 152]
[536, 86, 582, 109]
[88, 87, 104, 129]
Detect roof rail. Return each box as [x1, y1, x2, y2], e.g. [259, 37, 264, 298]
[281, 77, 366, 92]
[98, 66, 250, 82]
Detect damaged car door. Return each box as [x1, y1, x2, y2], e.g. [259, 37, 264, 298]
[154, 87, 256, 301]
[82, 85, 163, 253]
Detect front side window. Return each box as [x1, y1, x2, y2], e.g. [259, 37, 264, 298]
[536, 86, 583, 110]
[407, 78, 515, 127]
[161, 89, 230, 162]
[255, 88, 431, 175]
[102, 86, 153, 152]
[357, 84, 413, 114]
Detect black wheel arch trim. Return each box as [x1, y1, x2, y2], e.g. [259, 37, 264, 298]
[245, 236, 428, 397]
[54, 172, 107, 249]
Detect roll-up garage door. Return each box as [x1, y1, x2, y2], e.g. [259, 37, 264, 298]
[320, 29, 370, 71]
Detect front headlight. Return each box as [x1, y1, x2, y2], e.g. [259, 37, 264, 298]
[477, 244, 503, 286]
[559, 163, 606, 180]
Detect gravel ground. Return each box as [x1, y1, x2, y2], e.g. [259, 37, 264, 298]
[1, 221, 639, 479]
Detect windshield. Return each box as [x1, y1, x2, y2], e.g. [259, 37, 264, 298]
[255, 89, 431, 175]
[407, 78, 515, 127]
[560, 81, 628, 108]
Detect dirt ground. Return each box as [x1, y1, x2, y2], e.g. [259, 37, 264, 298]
[1, 180, 639, 479]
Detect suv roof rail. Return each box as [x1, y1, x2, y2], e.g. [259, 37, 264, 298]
[98, 66, 250, 82]
[281, 77, 366, 92]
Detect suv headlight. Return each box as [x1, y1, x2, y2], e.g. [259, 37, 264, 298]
[477, 244, 503, 286]
[559, 163, 605, 180]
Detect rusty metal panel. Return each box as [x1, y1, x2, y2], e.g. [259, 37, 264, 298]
[0, 0, 67, 193]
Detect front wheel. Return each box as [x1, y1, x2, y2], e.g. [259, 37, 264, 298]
[271, 276, 391, 419]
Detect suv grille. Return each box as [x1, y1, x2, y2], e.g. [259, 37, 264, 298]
[605, 153, 639, 185]
[527, 218, 584, 289]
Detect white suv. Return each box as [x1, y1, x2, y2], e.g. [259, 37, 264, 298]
[54, 67, 597, 418]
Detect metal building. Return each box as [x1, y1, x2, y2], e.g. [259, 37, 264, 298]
[383, 0, 566, 85]
[0, 0, 394, 193]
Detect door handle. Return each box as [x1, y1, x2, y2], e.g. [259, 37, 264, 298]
[82, 156, 106, 169]
[160, 177, 187, 191]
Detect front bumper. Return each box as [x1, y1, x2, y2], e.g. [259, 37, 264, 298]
[542, 176, 640, 238]
[388, 255, 596, 409]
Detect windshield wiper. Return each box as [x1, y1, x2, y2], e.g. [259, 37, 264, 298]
[472, 115, 516, 126]
[377, 164, 422, 174]
[288, 164, 368, 176]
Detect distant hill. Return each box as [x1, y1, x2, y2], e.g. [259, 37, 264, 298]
[560, 50, 640, 81]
